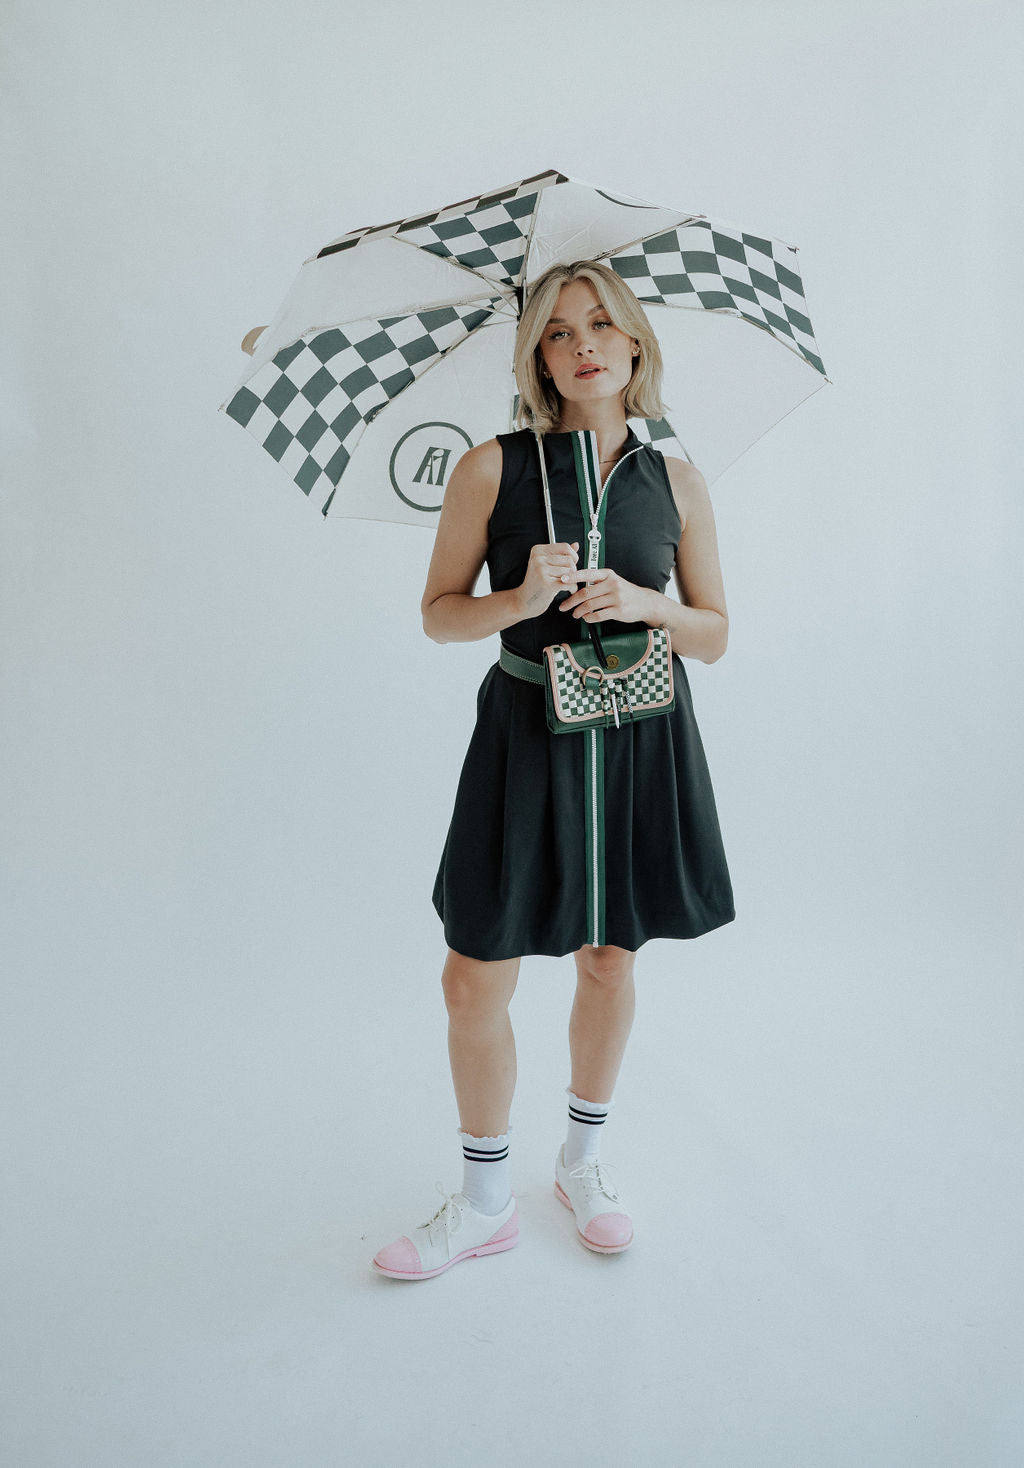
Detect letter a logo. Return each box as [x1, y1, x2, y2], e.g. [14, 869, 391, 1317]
[390, 422, 473, 515]
[411, 446, 453, 486]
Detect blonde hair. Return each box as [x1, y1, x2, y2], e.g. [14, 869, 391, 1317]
[513, 259, 666, 433]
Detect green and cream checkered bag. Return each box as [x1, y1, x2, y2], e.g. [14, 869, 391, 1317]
[543, 626, 675, 734]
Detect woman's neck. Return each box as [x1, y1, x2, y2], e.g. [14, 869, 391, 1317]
[553, 401, 630, 465]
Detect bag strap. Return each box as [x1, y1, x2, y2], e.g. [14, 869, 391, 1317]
[532, 428, 557, 543]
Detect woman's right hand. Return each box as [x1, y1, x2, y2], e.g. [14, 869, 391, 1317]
[516, 541, 580, 619]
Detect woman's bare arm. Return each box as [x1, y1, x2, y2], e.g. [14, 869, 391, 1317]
[644, 458, 729, 664]
[420, 441, 513, 643]
[422, 440, 577, 645]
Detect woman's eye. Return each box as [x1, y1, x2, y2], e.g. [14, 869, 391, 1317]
[595, 320, 611, 329]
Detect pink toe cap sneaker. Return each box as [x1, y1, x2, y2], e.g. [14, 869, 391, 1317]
[372, 1187, 519, 1280]
[578, 1208, 634, 1250]
[554, 1145, 634, 1254]
[373, 1235, 422, 1274]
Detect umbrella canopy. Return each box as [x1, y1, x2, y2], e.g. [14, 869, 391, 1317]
[219, 168, 830, 526]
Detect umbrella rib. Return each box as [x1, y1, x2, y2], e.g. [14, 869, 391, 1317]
[368, 311, 514, 415]
[695, 306, 830, 381]
[645, 298, 829, 383]
[518, 213, 704, 288]
[656, 418, 697, 466]
[248, 280, 515, 372]
[592, 215, 707, 265]
[365, 230, 522, 302]
[519, 197, 547, 288]
[698, 377, 831, 488]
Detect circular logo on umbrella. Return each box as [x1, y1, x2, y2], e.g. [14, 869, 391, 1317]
[389, 422, 474, 513]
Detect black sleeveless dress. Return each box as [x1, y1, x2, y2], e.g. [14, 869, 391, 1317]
[431, 425, 735, 961]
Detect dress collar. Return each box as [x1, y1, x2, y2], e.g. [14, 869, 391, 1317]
[536, 424, 641, 455]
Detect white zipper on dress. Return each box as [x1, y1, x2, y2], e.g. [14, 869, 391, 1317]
[584, 438, 643, 570]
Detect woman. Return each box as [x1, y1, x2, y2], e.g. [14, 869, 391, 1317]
[372, 260, 734, 1280]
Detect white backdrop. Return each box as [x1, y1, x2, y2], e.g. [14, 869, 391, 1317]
[3, 1, 1022, 1464]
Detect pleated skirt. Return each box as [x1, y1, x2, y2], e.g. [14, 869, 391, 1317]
[431, 654, 735, 961]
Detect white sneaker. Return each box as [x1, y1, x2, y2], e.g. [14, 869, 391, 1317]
[372, 1183, 519, 1280]
[554, 1144, 634, 1253]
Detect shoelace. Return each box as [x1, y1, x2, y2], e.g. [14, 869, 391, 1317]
[567, 1157, 621, 1203]
[418, 1182, 463, 1243]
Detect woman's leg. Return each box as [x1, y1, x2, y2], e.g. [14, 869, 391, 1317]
[372, 950, 522, 1277]
[556, 945, 637, 1253]
[568, 944, 636, 1102]
[442, 948, 521, 1137]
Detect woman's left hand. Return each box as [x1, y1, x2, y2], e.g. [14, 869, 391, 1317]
[558, 568, 655, 625]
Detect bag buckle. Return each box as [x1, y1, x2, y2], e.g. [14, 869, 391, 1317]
[579, 665, 638, 731]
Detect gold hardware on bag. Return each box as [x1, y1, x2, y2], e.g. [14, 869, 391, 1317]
[606, 654, 620, 670]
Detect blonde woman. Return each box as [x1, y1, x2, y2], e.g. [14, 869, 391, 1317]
[372, 260, 734, 1280]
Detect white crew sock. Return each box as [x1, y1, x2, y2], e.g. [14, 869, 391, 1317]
[457, 1128, 512, 1215]
[564, 1089, 613, 1166]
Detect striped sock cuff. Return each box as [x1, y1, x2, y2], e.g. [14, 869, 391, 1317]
[566, 1089, 612, 1125]
[458, 1130, 510, 1162]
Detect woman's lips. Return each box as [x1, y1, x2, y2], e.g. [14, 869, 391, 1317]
[575, 366, 603, 378]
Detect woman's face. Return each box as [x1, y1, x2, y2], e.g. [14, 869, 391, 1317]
[537, 279, 638, 413]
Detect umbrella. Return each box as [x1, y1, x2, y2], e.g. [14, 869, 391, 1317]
[218, 168, 830, 526]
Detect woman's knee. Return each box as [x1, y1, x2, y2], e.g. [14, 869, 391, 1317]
[441, 949, 520, 1021]
[574, 943, 636, 988]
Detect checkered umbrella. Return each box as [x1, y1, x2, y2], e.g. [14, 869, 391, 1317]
[219, 168, 830, 527]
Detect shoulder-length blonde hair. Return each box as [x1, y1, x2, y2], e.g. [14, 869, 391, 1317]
[513, 259, 666, 434]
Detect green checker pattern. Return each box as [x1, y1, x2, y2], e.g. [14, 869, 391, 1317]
[610, 219, 826, 376]
[316, 170, 569, 287]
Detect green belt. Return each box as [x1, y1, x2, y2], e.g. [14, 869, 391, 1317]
[498, 645, 545, 685]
